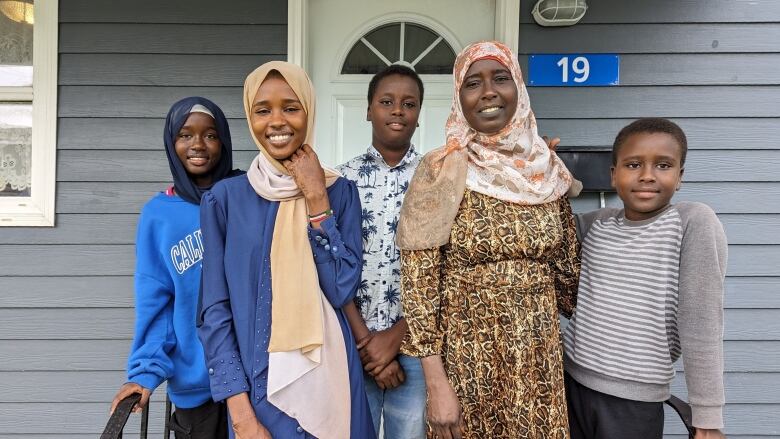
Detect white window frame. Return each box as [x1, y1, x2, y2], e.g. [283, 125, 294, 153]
[287, 0, 520, 68]
[0, 0, 58, 226]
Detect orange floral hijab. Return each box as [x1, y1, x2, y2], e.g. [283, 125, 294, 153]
[397, 41, 574, 250]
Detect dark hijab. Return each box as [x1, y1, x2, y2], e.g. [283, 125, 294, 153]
[163, 96, 239, 205]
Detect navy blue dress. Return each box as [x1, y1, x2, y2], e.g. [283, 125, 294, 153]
[198, 174, 375, 439]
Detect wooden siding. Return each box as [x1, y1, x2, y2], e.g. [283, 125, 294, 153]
[519, 1, 780, 437]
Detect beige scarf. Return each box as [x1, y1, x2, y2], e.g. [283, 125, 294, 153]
[397, 41, 577, 250]
[243, 61, 349, 439]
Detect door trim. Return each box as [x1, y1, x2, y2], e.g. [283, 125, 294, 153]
[287, 0, 521, 67]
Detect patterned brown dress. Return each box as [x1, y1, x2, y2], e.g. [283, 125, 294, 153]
[401, 189, 580, 438]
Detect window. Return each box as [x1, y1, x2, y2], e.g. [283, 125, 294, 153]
[342, 21, 456, 75]
[0, 0, 57, 226]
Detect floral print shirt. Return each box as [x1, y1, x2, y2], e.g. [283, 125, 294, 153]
[337, 145, 422, 331]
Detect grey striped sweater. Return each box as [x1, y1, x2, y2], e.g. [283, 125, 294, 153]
[563, 202, 727, 429]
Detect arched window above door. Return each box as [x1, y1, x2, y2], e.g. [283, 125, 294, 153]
[341, 21, 456, 75]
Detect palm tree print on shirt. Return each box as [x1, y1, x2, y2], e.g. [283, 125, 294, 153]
[336, 145, 422, 332]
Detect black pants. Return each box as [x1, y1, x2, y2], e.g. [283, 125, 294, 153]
[169, 400, 228, 439]
[565, 372, 664, 439]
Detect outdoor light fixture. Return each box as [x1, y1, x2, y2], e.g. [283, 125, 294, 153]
[0, 0, 34, 25]
[532, 0, 587, 27]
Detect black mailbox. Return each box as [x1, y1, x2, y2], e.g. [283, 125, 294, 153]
[556, 149, 613, 192]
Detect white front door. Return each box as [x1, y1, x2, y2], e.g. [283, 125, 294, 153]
[306, 1, 504, 167]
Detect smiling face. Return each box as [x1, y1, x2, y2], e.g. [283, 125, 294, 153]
[458, 58, 518, 134]
[367, 74, 421, 154]
[250, 73, 308, 160]
[611, 132, 685, 221]
[174, 111, 222, 187]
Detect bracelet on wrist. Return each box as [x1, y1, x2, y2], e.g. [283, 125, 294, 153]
[308, 209, 333, 223]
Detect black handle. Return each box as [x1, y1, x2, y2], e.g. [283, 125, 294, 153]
[101, 393, 142, 439]
[665, 395, 696, 439]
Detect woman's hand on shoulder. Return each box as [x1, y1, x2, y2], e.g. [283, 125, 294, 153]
[542, 135, 560, 152]
[110, 382, 152, 414]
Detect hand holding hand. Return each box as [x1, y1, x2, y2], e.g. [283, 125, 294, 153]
[358, 324, 406, 376]
[110, 382, 152, 414]
[373, 359, 406, 390]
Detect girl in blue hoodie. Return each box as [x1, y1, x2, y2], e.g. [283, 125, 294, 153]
[110, 97, 241, 438]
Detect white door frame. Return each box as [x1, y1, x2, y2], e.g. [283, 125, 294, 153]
[287, 0, 521, 68]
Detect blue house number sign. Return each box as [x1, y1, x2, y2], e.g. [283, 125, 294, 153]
[528, 54, 619, 86]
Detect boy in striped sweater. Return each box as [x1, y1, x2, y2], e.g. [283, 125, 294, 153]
[563, 118, 727, 439]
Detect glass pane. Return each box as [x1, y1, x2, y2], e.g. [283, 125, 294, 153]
[404, 24, 438, 64]
[342, 41, 388, 74]
[0, 103, 32, 197]
[414, 40, 456, 74]
[0, 0, 34, 86]
[363, 23, 400, 64]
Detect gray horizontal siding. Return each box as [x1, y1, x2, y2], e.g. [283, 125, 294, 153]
[60, 54, 282, 86]
[519, 23, 780, 53]
[59, 0, 287, 24]
[520, 0, 780, 24]
[0, 277, 134, 307]
[537, 118, 780, 150]
[0, 215, 138, 244]
[60, 24, 287, 54]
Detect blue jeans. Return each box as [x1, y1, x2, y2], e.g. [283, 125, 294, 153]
[363, 355, 427, 439]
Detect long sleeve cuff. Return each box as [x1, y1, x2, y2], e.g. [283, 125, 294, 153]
[308, 216, 347, 264]
[400, 338, 443, 358]
[129, 372, 164, 391]
[207, 350, 249, 402]
[691, 404, 724, 430]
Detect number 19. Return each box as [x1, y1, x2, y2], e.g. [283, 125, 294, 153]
[556, 56, 590, 83]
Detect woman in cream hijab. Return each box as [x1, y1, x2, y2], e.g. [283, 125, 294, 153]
[198, 61, 375, 439]
[397, 41, 580, 438]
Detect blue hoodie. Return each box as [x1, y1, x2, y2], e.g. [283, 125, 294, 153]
[126, 97, 239, 408]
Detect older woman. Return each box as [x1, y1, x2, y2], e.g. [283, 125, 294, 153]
[397, 41, 580, 438]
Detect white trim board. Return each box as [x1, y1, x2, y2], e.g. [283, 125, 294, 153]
[287, 0, 521, 68]
[0, 0, 58, 226]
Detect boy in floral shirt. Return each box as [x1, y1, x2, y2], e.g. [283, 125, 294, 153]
[339, 64, 426, 439]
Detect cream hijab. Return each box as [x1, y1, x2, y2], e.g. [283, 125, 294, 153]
[397, 41, 576, 250]
[243, 61, 349, 438]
